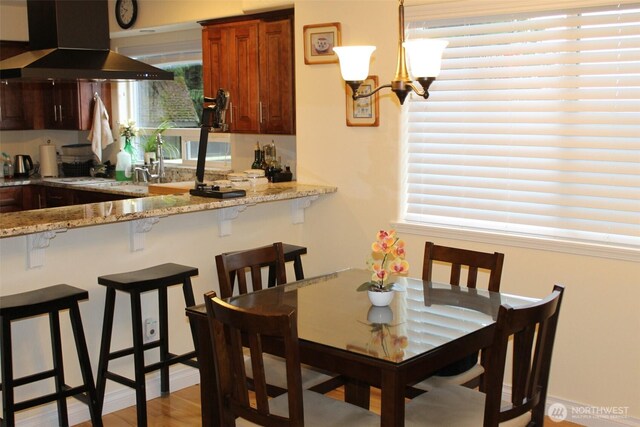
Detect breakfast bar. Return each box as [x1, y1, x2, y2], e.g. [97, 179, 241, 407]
[0, 181, 336, 269]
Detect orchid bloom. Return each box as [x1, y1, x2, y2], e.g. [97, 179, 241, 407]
[392, 240, 406, 258]
[389, 257, 410, 275]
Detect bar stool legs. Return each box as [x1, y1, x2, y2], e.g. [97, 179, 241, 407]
[0, 285, 101, 427]
[95, 263, 199, 427]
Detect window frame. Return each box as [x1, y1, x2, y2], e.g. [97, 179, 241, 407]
[395, 2, 640, 262]
[115, 33, 232, 170]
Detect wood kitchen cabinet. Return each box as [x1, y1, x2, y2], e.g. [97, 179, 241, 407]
[42, 80, 111, 130]
[0, 41, 33, 130]
[0, 186, 25, 213]
[0, 185, 43, 212]
[201, 10, 294, 135]
[42, 185, 76, 207]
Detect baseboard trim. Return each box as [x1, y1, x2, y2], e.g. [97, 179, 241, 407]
[13, 372, 638, 426]
[14, 366, 200, 426]
[502, 385, 639, 427]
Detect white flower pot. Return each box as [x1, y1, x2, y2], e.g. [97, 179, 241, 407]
[367, 306, 393, 324]
[368, 289, 394, 307]
[144, 152, 156, 165]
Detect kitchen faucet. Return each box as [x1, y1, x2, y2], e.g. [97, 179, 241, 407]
[133, 134, 166, 183]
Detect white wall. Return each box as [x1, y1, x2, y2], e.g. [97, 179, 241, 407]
[1, 0, 638, 424]
[293, 0, 640, 422]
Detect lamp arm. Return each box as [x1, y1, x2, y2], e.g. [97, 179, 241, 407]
[352, 83, 393, 100]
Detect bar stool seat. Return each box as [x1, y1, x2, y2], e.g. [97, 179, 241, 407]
[0, 284, 101, 427]
[255, 243, 307, 287]
[95, 263, 199, 427]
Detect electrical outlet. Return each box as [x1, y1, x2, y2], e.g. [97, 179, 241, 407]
[144, 318, 158, 340]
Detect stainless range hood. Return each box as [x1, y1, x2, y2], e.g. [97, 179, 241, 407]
[0, 0, 173, 81]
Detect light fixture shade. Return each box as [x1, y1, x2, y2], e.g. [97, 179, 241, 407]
[333, 46, 376, 81]
[403, 39, 449, 78]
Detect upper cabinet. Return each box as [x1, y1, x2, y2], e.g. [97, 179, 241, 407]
[0, 40, 111, 131]
[42, 80, 112, 131]
[201, 10, 294, 135]
[0, 41, 32, 130]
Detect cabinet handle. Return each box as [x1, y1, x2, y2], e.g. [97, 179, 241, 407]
[229, 101, 234, 123]
[59, 105, 63, 122]
[259, 102, 263, 124]
[53, 105, 58, 122]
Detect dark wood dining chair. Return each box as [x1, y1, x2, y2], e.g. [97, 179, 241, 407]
[215, 242, 341, 396]
[412, 241, 506, 393]
[422, 241, 504, 292]
[405, 284, 564, 427]
[216, 242, 287, 299]
[204, 291, 380, 426]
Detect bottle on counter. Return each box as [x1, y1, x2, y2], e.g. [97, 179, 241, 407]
[2, 152, 13, 179]
[251, 142, 262, 169]
[260, 147, 268, 172]
[115, 149, 132, 181]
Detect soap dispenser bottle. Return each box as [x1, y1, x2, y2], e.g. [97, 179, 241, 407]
[116, 149, 132, 181]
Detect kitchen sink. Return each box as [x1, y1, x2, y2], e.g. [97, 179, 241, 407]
[43, 177, 117, 185]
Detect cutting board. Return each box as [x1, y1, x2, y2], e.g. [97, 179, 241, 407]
[147, 182, 194, 195]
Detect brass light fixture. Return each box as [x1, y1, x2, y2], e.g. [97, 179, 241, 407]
[333, 0, 448, 105]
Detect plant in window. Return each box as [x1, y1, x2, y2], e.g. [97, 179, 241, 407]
[357, 229, 409, 293]
[137, 121, 180, 160]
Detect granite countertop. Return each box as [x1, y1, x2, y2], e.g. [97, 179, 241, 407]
[1, 177, 150, 196]
[0, 181, 337, 238]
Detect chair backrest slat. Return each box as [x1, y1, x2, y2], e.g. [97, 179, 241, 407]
[423, 242, 505, 292]
[216, 242, 287, 298]
[484, 284, 564, 426]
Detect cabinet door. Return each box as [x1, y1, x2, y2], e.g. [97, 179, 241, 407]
[203, 22, 260, 134]
[0, 186, 23, 213]
[229, 22, 260, 133]
[78, 81, 112, 131]
[259, 18, 294, 135]
[41, 81, 110, 130]
[43, 81, 80, 130]
[0, 41, 31, 130]
[44, 186, 76, 207]
[203, 26, 232, 114]
[22, 185, 45, 210]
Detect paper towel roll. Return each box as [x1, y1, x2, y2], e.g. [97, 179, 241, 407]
[40, 144, 58, 177]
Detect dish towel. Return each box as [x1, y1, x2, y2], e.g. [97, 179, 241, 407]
[87, 94, 114, 162]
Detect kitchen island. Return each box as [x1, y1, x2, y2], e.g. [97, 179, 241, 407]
[0, 181, 337, 238]
[0, 178, 337, 425]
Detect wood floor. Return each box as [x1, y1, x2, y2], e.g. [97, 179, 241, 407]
[74, 384, 583, 426]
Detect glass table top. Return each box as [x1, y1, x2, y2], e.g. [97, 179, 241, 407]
[226, 268, 536, 364]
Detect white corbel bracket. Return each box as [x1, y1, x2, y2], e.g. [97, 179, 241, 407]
[291, 196, 319, 224]
[218, 205, 249, 236]
[130, 217, 160, 251]
[27, 229, 67, 269]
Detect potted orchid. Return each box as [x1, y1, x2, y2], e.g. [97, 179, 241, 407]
[357, 230, 410, 306]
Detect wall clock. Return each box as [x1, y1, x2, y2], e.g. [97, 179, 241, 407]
[115, 0, 138, 30]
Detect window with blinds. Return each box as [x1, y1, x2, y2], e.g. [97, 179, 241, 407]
[402, 5, 640, 252]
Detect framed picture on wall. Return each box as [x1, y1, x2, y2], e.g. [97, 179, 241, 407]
[346, 75, 379, 127]
[303, 22, 341, 64]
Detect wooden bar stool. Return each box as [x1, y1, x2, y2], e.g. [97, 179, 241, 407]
[0, 284, 101, 427]
[268, 243, 307, 286]
[95, 263, 199, 426]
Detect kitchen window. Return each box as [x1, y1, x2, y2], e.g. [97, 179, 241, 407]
[117, 36, 231, 168]
[400, 3, 640, 260]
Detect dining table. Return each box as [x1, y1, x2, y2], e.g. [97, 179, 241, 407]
[186, 268, 537, 427]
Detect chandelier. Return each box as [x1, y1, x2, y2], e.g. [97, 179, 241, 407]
[333, 0, 448, 105]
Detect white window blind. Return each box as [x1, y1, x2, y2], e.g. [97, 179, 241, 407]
[403, 4, 640, 251]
